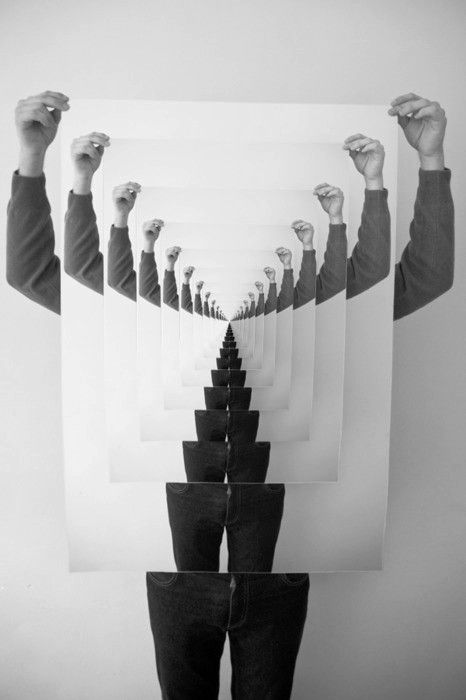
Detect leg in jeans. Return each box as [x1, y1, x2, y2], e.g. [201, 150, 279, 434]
[228, 387, 252, 410]
[227, 442, 270, 483]
[204, 386, 229, 410]
[226, 484, 285, 572]
[146, 572, 229, 699]
[182, 441, 227, 482]
[228, 574, 310, 699]
[227, 410, 259, 443]
[166, 483, 226, 571]
[194, 409, 227, 441]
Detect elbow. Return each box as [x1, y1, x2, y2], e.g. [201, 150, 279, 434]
[426, 266, 454, 304]
[6, 267, 26, 295]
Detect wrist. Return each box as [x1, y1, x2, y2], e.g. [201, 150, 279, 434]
[419, 151, 445, 171]
[18, 148, 46, 177]
[143, 241, 155, 254]
[302, 243, 314, 251]
[166, 263, 175, 272]
[364, 175, 384, 190]
[329, 214, 344, 225]
[114, 211, 129, 228]
[73, 173, 93, 196]
[283, 264, 292, 270]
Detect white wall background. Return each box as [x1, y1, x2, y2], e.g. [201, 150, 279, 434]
[1, 1, 465, 698]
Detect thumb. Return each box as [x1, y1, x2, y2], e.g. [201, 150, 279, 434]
[397, 115, 410, 130]
[51, 108, 62, 125]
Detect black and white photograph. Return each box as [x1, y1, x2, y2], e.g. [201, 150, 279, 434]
[0, 1, 464, 698]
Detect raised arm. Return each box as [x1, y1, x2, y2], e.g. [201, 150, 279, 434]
[64, 132, 110, 295]
[107, 182, 141, 301]
[7, 91, 70, 314]
[255, 281, 265, 315]
[181, 266, 195, 313]
[163, 246, 181, 310]
[275, 248, 294, 312]
[203, 291, 211, 317]
[343, 135, 391, 299]
[313, 184, 347, 303]
[290, 220, 317, 309]
[139, 218, 164, 306]
[248, 292, 256, 318]
[388, 93, 454, 320]
[194, 280, 204, 316]
[264, 267, 277, 315]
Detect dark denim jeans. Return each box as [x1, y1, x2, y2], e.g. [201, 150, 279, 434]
[146, 571, 309, 700]
[220, 347, 239, 359]
[194, 409, 259, 443]
[166, 482, 285, 572]
[216, 357, 242, 370]
[182, 441, 270, 482]
[203, 386, 252, 410]
[211, 369, 246, 387]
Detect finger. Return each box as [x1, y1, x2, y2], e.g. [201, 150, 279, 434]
[343, 133, 366, 144]
[413, 104, 444, 120]
[314, 186, 335, 196]
[390, 98, 430, 117]
[343, 137, 373, 151]
[85, 132, 111, 147]
[360, 142, 383, 153]
[31, 94, 70, 111]
[51, 109, 62, 125]
[37, 90, 70, 102]
[22, 104, 56, 129]
[326, 188, 342, 197]
[78, 143, 100, 161]
[313, 182, 330, 191]
[390, 92, 422, 107]
[397, 115, 410, 129]
[124, 181, 141, 192]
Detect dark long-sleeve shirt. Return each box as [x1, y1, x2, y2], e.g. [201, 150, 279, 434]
[194, 292, 202, 316]
[256, 293, 265, 316]
[264, 281, 278, 315]
[163, 270, 179, 311]
[346, 188, 391, 300]
[181, 283, 193, 314]
[138, 252, 161, 307]
[393, 168, 454, 320]
[64, 190, 103, 296]
[203, 300, 210, 317]
[108, 230, 161, 306]
[6, 169, 454, 322]
[6, 172, 62, 314]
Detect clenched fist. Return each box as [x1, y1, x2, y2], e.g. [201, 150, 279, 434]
[275, 247, 292, 269]
[72, 132, 110, 193]
[143, 219, 164, 253]
[16, 90, 70, 176]
[291, 220, 314, 250]
[255, 281, 264, 293]
[343, 134, 385, 189]
[264, 266, 276, 282]
[388, 93, 446, 170]
[183, 266, 195, 282]
[313, 183, 344, 224]
[112, 182, 141, 228]
[165, 246, 181, 271]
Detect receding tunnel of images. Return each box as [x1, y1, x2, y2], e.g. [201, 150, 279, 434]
[8, 92, 453, 697]
[56, 103, 404, 575]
